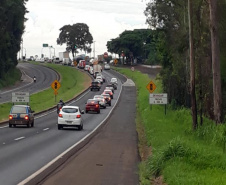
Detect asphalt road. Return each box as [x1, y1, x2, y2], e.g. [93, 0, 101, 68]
[40, 75, 139, 185]
[0, 68, 127, 185]
[0, 62, 59, 104]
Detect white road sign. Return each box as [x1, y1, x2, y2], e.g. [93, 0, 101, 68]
[12, 92, 30, 103]
[149, 93, 168, 104]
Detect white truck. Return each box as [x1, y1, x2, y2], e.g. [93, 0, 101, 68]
[59, 51, 69, 63]
[93, 64, 102, 78]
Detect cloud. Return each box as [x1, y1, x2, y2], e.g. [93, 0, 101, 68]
[22, 0, 148, 58]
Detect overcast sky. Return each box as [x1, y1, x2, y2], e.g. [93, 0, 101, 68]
[22, 0, 148, 59]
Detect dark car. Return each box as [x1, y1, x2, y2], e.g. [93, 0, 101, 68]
[9, 105, 35, 128]
[85, 99, 100, 113]
[110, 82, 117, 90]
[101, 93, 111, 106]
[90, 81, 101, 91]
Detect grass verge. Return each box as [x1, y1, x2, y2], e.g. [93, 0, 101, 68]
[0, 63, 91, 121]
[113, 66, 226, 185]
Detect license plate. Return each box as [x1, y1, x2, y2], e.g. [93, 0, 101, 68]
[90, 108, 94, 111]
[66, 121, 72, 123]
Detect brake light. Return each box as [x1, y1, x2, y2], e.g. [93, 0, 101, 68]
[96, 104, 99, 108]
[58, 114, 63, 118]
[9, 115, 13, 120]
[24, 115, 29, 120]
[76, 114, 81, 118]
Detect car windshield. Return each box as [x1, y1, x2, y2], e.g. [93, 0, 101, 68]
[62, 108, 78, 113]
[11, 106, 27, 113]
[94, 95, 104, 99]
[87, 99, 98, 104]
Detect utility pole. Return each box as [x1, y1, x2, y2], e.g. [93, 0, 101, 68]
[93, 41, 96, 58]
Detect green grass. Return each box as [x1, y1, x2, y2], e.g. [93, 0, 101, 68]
[113, 66, 226, 185]
[0, 63, 91, 121]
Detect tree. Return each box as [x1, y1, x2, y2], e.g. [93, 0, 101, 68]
[209, 0, 222, 123]
[0, 0, 27, 80]
[57, 23, 93, 58]
[188, 0, 198, 130]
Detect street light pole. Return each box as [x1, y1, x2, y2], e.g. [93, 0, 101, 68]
[93, 41, 96, 58]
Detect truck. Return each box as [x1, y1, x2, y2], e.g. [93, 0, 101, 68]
[93, 63, 102, 78]
[59, 51, 69, 63]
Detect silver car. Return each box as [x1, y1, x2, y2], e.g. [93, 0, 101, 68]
[93, 95, 106, 109]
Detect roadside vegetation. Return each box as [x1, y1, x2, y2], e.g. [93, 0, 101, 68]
[0, 63, 91, 121]
[114, 67, 226, 185]
[0, 67, 21, 89]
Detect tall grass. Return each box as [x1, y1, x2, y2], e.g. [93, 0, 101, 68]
[114, 67, 226, 185]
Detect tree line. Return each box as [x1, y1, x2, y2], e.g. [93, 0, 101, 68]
[0, 0, 27, 79]
[144, 0, 226, 127]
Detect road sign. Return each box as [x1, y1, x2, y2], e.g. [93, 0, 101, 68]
[12, 92, 30, 103]
[51, 80, 61, 91]
[149, 93, 168, 104]
[43, 43, 48, 47]
[146, 81, 156, 93]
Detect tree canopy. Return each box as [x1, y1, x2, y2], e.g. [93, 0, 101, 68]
[57, 23, 93, 58]
[0, 0, 27, 79]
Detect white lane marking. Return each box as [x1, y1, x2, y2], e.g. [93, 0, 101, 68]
[43, 128, 49, 131]
[14, 137, 25, 141]
[18, 75, 124, 185]
[0, 125, 8, 129]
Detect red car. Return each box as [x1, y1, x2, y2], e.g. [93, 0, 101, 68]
[85, 99, 100, 114]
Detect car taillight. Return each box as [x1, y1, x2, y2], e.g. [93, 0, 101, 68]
[58, 114, 63, 118]
[24, 115, 29, 120]
[108, 97, 111, 100]
[9, 115, 13, 120]
[96, 104, 99, 108]
[76, 114, 81, 118]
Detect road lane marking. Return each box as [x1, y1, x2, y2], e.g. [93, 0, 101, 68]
[0, 126, 8, 129]
[43, 128, 49, 131]
[14, 137, 25, 141]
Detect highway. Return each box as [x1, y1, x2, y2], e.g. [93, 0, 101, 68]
[0, 62, 59, 104]
[0, 68, 127, 185]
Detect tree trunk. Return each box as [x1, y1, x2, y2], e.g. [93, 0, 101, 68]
[188, 0, 198, 130]
[209, 0, 222, 124]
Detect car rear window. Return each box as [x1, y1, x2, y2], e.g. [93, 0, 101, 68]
[62, 108, 78, 113]
[87, 99, 98, 104]
[11, 106, 27, 113]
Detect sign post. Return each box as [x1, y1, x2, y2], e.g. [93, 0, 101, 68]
[51, 80, 61, 102]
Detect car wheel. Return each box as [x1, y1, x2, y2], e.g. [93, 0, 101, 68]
[27, 123, 31, 128]
[78, 124, 83, 130]
[98, 89, 100, 91]
[109, 103, 111, 106]
[91, 89, 92, 91]
[86, 110, 88, 113]
[58, 125, 62, 130]
[104, 106, 106, 109]
[97, 110, 100, 114]
[31, 121, 34, 127]
[9, 124, 12, 128]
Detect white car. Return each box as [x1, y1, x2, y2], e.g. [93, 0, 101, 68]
[89, 66, 94, 75]
[93, 95, 106, 109]
[96, 76, 103, 84]
[84, 65, 90, 71]
[104, 64, 110, 70]
[58, 106, 84, 130]
[110, 77, 118, 85]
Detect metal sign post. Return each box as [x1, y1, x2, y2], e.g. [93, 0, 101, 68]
[149, 93, 168, 115]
